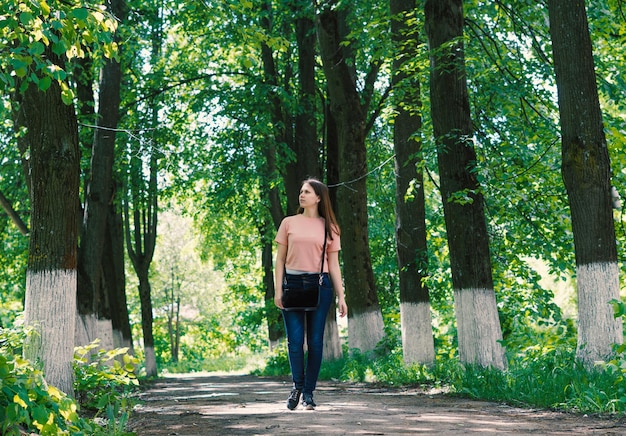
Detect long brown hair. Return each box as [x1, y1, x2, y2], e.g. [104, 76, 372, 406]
[297, 178, 340, 240]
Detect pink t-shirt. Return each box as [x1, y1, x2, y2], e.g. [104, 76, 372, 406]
[275, 214, 341, 273]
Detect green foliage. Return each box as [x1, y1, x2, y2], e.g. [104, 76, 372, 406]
[301, 316, 626, 415]
[252, 343, 291, 377]
[0, 0, 118, 97]
[0, 331, 139, 436]
[0, 106, 28, 326]
[0, 326, 93, 435]
[162, 354, 254, 374]
[0, 329, 140, 435]
[73, 340, 139, 413]
[459, 346, 626, 414]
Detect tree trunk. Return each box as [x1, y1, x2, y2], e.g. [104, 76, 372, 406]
[547, 0, 622, 366]
[138, 274, 157, 375]
[324, 102, 344, 361]
[317, 3, 385, 353]
[390, 0, 434, 365]
[293, 0, 321, 181]
[258, 1, 291, 350]
[263, 230, 284, 349]
[105, 197, 133, 350]
[76, 0, 127, 351]
[124, 150, 159, 377]
[76, 53, 123, 350]
[17, 69, 80, 395]
[166, 274, 181, 363]
[425, 0, 506, 369]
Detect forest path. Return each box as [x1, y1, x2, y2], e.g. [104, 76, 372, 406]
[128, 373, 625, 435]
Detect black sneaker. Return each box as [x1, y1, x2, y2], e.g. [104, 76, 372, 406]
[287, 389, 301, 410]
[302, 392, 316, 410]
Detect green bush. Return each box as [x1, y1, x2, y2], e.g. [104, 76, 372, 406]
[0, 327, 140, 435]
[160, 353, 255, 374]
[253, 343, 291, 377]
[73, 339, 140, 425]
[0, 327, 93, 435]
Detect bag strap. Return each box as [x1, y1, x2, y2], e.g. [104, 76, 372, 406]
[318, 229, 327, 285]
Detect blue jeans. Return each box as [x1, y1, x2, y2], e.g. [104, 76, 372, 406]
[282, 273, 333, 395]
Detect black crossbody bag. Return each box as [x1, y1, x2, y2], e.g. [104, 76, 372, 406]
[281, 231, 327, 311]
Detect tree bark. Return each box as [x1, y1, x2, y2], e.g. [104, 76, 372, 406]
[293, 0, 321, 182]
[105, 197, 133, 350]
[390, 0, 434, 365]
[317, 2, 385, 353]
[259, 1, 290, 348]
[547, 0, 623, 366]
[76, 0, 127, 351]
[263, 231, 284, 349]
[76, 55, 122, 349]
[124, 200, 158, 376]
[124, 149, 159, 377]
[425, 0, 506, 369]
[323, 103, 344, 361]
[17, 62, 80, 395]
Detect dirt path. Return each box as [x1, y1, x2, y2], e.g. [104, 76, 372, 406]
[128, 373, 626, 435]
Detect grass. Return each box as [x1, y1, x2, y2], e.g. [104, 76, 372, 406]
[255, 340, 626, 416]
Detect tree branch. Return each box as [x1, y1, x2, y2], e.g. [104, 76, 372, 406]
[0, 190, 29, 235]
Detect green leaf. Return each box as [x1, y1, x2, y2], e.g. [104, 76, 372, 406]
[70, 8, 89, 20]
[60, 84, 74, 105]
[32, 405, 50, 425]
[19, 12, 34, 25]
[29, 41, 45, 55]
[39, 0, 51, 16]
[52, 41, 67, 56]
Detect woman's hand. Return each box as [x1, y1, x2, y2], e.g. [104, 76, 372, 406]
[337, 296, 348, 318]
[274, 290, 284, 309]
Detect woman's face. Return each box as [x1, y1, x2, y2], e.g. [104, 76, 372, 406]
[299, 183, 320, 209]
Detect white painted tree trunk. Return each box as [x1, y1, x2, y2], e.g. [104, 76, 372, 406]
[24, 270, 77, 395]
[401, 301, 435, 365]
[112, 328, 132, 351]
[323, 314, 342, 361]
[348, 310, 385, 353]
[454, 288, 506, 370]
[75, 313, 115, 351]
[576, 262, 623, 365]
[144, 345, 157, 377]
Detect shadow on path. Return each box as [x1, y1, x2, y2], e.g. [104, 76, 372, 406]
[128, 373, 625, 435]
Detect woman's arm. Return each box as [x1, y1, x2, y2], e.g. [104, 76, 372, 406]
[328, 250, 347, 317]
[274, 243, 287, 309]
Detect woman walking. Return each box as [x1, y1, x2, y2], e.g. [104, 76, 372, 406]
[274, 178, 347, 410]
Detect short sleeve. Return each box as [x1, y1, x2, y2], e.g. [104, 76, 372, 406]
[275, 218, 289, 245]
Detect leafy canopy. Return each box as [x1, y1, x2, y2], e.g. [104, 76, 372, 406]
[0, 0, 117, 102]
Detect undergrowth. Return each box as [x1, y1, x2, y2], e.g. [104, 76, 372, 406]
[0, 326, 139, 435]
[257, 316, 626, 415]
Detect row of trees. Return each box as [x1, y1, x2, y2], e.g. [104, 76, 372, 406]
[0, 0, 625, 396]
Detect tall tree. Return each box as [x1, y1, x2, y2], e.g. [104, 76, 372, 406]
[425, 0, 506, 369]
[547, 0, 623, 365]
[390, 0, 434, 365]
[287, 0, 342, 361]
[124, 145, 159, 377]
[121, 0, 167, 378]
[105, 198, 133, 350]
[259, 0, 291, 349]
[17, 52, 80, 395]
[3, 0, 118, 395]
[316, 0, 385, 352]
[76, 0, 128, 350]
